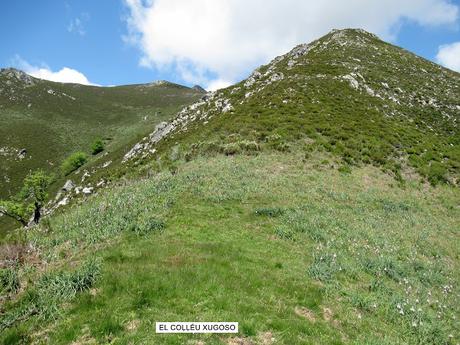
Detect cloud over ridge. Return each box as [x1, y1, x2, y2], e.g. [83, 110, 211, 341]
[11, 55, 97, 85]
[436, 41, 460, 72]
[124, 0, 459, 90]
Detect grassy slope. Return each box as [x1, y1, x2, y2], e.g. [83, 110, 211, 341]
[1, 151, 458, 345]
[0, 73, 204, 235]
[0, 74, 204, 199]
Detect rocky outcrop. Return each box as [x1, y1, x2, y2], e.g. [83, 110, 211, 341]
[62, 180, 75, 192]
[0, 68, 35, 86]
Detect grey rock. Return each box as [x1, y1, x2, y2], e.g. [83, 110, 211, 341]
[17, 148, 27, 160]
[62, 180, 75, 192]
[82, 187, 93, 195]
[57, 197, 70, 206]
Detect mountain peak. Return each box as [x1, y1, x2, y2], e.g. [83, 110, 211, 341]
[0, 67, 35, 85]
[329, 28, 379, 38]
[192, 85, 206, 92]
[123, 28, 459, 187]
[148, 80, 170, 86]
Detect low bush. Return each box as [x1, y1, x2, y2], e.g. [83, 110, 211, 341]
[254, 207, 285, 217]
[426, 162, 448, 185]
[61, 152, 88, 175]
[221, 143, 241, 156]
[91, 139, 104, 155]
[131, 218, 165, 236]
[239, 140, 260, 152]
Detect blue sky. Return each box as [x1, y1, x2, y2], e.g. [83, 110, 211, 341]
[1, 0, 459, 89]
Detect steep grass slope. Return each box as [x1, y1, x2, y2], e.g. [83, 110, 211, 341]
[0, 69, 204, 199]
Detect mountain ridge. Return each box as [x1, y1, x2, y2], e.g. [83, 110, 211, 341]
[119, 28, 459, 186]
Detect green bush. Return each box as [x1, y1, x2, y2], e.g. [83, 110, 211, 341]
[221, 143, 241, 155]
[240, 140, 260, 152]
[426, 162, 448, 185]
[131, 218, 165, 236]
[338, 165, 352, 174]
[61, 152, 88, 175]
[91, 139, 104, 155]
[254, 207, 285, 217]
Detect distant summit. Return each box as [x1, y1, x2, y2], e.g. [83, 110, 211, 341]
[0, 67, 35, 85]
[192, 85, 206, 92]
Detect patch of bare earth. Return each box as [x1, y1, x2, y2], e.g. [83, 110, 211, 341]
[258, 331, 275, 344]
[69, 333, 98, 345]
[0, 243, 36, 268]
[294, 306, 316, 322]
[125, 319, 140, 332]
[322, 306, 342, 329]
[226, 336, 254, 345]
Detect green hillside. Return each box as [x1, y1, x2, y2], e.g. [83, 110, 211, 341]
[0, 29, 459, 345]
[0, 69, 204, 234]
[0, 69, 204, 199]
[120, 29, 459, 186]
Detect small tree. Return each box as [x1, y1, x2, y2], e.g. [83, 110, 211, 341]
[20, 170, 52, 224]
[0, 170, 52, 226]
[91, 139, 104, 155]
[0, 199, 28, 226]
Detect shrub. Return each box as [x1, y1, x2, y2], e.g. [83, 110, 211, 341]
[61, 152, 88, 175]
[240, 140, 260, 152]
[0, 258, 100, 330]
[254, 207, 284, 217]
[221, 143, 241, 155]
[338, 165, 352, 174]
[426, 162, 448, 185]
[91, 139, 104, 155]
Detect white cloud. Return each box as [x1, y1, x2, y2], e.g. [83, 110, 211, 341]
[12, 56, 97, 85]
[206, 79, 233, 91]
[436, 41, 460, 72]
[124, 0, 459, 90]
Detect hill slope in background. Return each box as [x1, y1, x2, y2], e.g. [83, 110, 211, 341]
[0, 69, 204, 199]
[121, 29, 459, 186]
[0, 29, 459, 344]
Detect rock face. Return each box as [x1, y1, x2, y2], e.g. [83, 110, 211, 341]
[57, 197, 69, 206]
[62, 180, 75, 192]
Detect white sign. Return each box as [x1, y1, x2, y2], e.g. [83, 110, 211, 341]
[156, 322, 238, 333]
